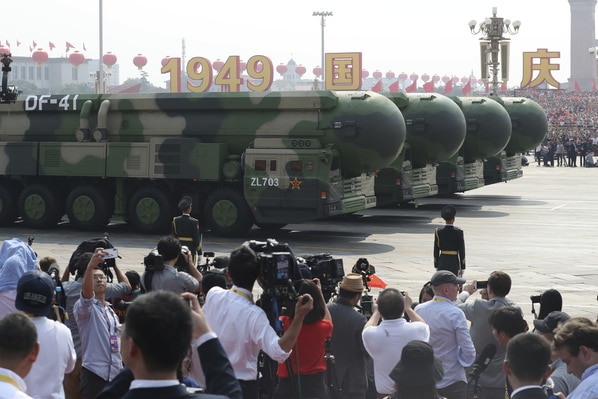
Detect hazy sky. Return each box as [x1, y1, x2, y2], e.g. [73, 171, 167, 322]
[3, 0, 580, 88]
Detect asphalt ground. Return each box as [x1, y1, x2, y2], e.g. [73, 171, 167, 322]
[2, 163, 597, 324]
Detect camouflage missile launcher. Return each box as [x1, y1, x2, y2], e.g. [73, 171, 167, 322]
[437, 97, 512, 194]
[484, 97, 547, 185]
[0, 90, 406, 236]
[377, 93, 466, 206]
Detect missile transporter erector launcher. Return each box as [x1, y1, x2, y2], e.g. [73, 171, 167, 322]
[483, 97, 548, 185]
[0, 79, 407, 235]
[437, 97, 512, 195]
[377, 93, 466, 206]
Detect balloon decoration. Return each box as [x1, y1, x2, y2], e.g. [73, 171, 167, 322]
[133, 54, 147, 70]
[102, 52, 117, 68]
[32, 48, 48, 66]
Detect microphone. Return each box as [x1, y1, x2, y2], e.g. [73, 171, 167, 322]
[468, 344, 497, 384]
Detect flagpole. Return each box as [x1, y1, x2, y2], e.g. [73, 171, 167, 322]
[98, 0, 104, 94]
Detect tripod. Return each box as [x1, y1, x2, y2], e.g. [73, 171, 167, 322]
[324, 339, 341, 399]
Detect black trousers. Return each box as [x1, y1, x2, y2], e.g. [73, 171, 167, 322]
[275, 372, 329, 399]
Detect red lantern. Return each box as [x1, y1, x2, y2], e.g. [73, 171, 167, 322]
[441, 75, 450, 83]
[102, 52, 117, 69]
[313, 66, 322, 77]
[386, 70, 395, 80]
[69, 51, 85, 68]
[461, 76, 468, 84]
[0, 45, 10, 56]
[276, 63, 288, 76]
[373, 70, 382, 80]
[133, 54, 147, 70]
[240, 60, 247, 73]
[421, 73, 430, 82]
[399, 72, 408, 81]
[213, 59, 224, 72]
[161, 56, 171, 67]
[32, 48, 48, 66]
[295, 64, 306, 76]
[451, 75, 459, 84]
[433, 74, 440, 83]
[409, 73, 418, 82]
[362, 69, 369, 79]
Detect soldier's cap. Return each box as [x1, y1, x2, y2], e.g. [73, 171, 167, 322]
[430, 270, 465, 286]
[15, 270, 55, 316]
[533, 311, 571, 333]
[441, 205, 456, 219]
[178, 195, 192, 211]
[339, 273, 364, 293]
[389, 340, 444, 387]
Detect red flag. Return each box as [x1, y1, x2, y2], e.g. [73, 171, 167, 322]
[371, 80, 382, 93]
[5, 40, 9, 47]
[443, 80, 452, 94]
[461, 79, 472, 95]
[32, 40, 37, 48]
[16, 40, 20, 47]
[367, 274, 387, 289]
[83, 42, 87, 51]
[593, 80, 596, 91]
[423, 80, 435, 93]
[574, 80, 581, 91]
[49, 41, 55, 51]
[405, 78, 417, 93]
[66, 41, 75, 52]
[29, 45, 32, 53]
[501, 81, 507, 92]
[389, 79, 399, 93]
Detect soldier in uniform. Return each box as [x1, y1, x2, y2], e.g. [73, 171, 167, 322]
[172, 196, 201, 265]
[433, 205, 466, 277]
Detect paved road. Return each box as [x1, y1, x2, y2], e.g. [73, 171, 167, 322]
[1, 164, 597, 323]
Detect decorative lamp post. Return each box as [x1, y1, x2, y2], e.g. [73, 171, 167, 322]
[133, 54, 147, 70]
[313, 11, 333, 85]
[469, 7, 520, 96]
[102, 52, 117, 68]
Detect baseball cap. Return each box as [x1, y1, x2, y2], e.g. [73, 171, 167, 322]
[390, 340, 444, 387]
[533, 311, 571, 333]
[15, 270, 55, 316]
[430, 270, 466, 286]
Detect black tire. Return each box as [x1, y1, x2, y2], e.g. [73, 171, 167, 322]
[255, 222, 287, 231]
[66, 185, 111, 230]
[18, 183, 64, 229]
[128, 186, 173, 234]
[204, 188, 253, 237]
[0, 182, 19, 226]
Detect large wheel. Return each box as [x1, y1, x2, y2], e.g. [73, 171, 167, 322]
[66, 185, 111, 231]
[204, 188, 253, 237]
[127, 186, 173, 234]
[0, 182, 19, 226]
[18, 184, 64, 229]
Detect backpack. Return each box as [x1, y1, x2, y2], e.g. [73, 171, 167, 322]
[67, 236, 116, 281]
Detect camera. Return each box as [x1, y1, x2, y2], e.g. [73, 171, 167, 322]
[475, 280, 488, 289]
[360, 293, 374, 319]
[249, 239, 297, 297]
[530, 294, 542, 304]
[103, 248, 118, 259]
[353, 258, 372, 275]
[300, 253, 344, 302]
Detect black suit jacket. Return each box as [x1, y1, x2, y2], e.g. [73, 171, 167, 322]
[97, 338, 241, 399]
[511, 387, 548, 399]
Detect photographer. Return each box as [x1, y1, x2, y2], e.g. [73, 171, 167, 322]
[141, 235, 202, 294]
[457, 271, 517, 399]
[274, 279, 332, 399]
[201, 243, 313, 399]
[62, 251, 131, 399]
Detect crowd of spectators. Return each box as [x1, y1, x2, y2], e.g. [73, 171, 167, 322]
[1, 235, 598, 399]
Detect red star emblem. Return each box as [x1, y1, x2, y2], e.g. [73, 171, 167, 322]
[290, 177, 302, 190]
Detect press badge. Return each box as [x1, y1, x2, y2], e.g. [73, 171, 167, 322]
[110, 334, 119, 352]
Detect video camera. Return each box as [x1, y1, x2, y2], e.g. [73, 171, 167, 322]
[299, 253, 344, 302]
[249, 238, 297, 298]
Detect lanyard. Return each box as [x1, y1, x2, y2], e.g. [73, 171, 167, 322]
[231, 287, 253, 302]
[0, 375, 20, 390]
[433, 296, 451, 303]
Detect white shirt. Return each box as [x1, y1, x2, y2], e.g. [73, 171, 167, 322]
[362, 318, 430, 394]
[0, 367, 32, 399]
[0, 290, 17, 318]
[202, 286, 290, 380]
[24, 316, 76, 399]
[415, 296, 476, 389]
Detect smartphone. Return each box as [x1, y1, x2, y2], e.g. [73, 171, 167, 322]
[103, 248, 118, 259]
[475, 280, 488, 289]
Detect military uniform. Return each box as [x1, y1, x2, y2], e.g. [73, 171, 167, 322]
[172, 196, 201, 263]
[434, 205, 465, 276]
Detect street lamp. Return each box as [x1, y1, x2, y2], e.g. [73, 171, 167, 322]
[469, 7, 520, 96]
[313, 11, 333, 88]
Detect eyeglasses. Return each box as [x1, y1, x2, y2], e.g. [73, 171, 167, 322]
[93, 275, 107, 281]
